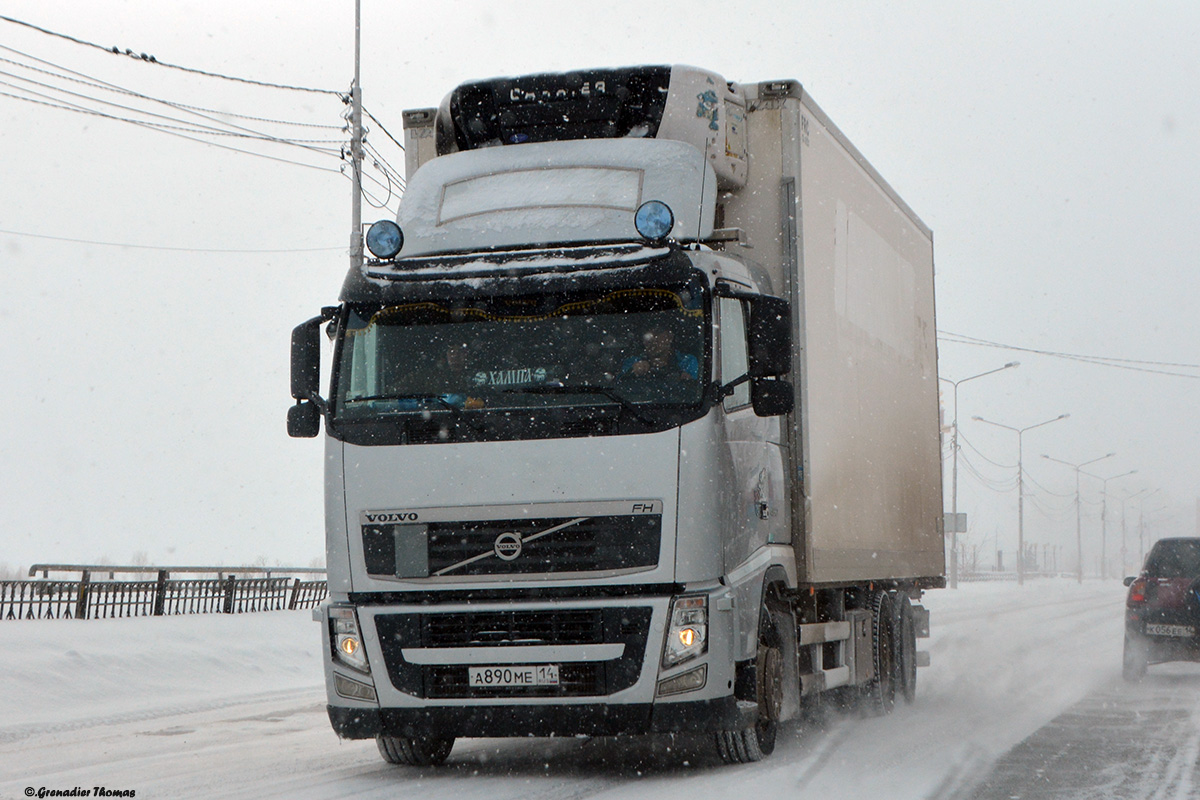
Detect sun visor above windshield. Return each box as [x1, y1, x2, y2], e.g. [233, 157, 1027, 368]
[393, 139, 716, 258]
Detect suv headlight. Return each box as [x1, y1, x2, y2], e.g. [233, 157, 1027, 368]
[663, 594, 708, 667]
[329, 606, 370, 673]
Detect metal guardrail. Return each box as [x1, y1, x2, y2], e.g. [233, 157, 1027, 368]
[3, 565, 328, 621]
[28, 564, 327, 579]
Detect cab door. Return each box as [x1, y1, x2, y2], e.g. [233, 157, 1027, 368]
[717, 295, 789, 569]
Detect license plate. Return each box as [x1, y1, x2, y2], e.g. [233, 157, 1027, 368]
[468, 665, 560, 687]
[1146, 623, 1194, 638]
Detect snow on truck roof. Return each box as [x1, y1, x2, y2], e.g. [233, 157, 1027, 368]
[393, 138, 716, 259]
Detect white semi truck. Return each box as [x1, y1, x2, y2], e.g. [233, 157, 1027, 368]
[289, 65, 944, 766]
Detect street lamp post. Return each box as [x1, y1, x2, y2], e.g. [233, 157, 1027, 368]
[973, 414, 1069, 585]
[939, 362, 1019, 589]
[1081, 469, 1137, 579]
[1135, 489, 1163, 566]
[1118, 487, 1151, 576]
[1043, 452, 1117, 583]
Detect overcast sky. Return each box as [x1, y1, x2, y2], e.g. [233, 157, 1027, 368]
[1, 1, 1196, 575]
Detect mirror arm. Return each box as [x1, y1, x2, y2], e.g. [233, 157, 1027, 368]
[296, 393, 328, 414]
[718, 372, 751, 399]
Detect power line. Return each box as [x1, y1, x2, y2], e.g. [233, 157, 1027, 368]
[363, 106, 405, 152]
[0, 227, 344, 253]
[958, 451, 1019, 493]
[0, 14, 343, 96]
[0, 72, 344, 149]
[0, 46, 344, 131]
[0, 88, 343, 173]
[363, 140, 405, 188]
[939, 330, 1200, 379]
[958, 430, 1017, 470]
[0, 44, 348, 157]
[1021, 468, 1077, 499]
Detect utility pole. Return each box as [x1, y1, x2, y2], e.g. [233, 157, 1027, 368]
[973, 413, 1068, 585]
[1044, 452, 1116, 583]
[1081, 469, 1136, 579]
[349, 0, 364, 273]
[939, 362, 1018, 588]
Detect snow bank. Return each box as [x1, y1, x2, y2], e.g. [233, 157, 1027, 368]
[0, 610, 322, 731]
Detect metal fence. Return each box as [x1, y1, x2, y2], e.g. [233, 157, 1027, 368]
[1, 565, 328, 621]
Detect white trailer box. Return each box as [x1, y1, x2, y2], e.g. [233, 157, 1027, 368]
[722, 80, 943, 585]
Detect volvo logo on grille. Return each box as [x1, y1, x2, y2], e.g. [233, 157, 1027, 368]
[493, 532, 523, 561]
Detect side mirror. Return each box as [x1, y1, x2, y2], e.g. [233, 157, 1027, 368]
[751, 378, 794, 417]
[747, 295, 791, 377]
[289, 308, 337, 438]
[1123, 576, 1135, 587]
[291, 317, 323, 401]
[287, 401, 321, 438]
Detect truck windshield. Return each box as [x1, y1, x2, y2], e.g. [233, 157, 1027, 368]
[332, 281, 707, 436]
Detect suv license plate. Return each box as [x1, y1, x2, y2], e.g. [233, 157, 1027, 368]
[1146, 623, 1194, 638]
[468, 665, 560, 688]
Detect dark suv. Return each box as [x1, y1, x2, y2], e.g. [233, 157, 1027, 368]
[1123, 537, 1200, 681]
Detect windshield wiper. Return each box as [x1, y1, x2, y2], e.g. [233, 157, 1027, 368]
[347, 393, 462, 413]
[500, 384, 658, 425]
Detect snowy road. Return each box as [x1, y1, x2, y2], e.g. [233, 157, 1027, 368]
[969, 667, 1200, 800]
[3, 581, 1195, 799]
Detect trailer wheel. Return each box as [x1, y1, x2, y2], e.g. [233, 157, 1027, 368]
[864, 591, 896, 716]
[890, 592, 918, 703]
[376, 734, 455, 766]
[715, 601, 783, 763]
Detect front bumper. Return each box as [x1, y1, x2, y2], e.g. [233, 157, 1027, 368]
[328, 695, 754, 739]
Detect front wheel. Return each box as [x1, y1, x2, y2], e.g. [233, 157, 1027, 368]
[715, 601, 785, 763]
[1122, 634, 1148, 682]
[377, 734, 455, 766]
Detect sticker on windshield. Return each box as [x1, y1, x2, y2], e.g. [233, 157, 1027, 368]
[472, 367, 549, 387]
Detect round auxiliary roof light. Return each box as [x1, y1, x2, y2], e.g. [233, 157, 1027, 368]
[365, 220, 403, 259]
[634, 200, 675, 243]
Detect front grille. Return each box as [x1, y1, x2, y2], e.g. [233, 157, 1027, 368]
[375, 606, 653, 699]
[423, 609, 604, 647]
[363, 513, 661, 578]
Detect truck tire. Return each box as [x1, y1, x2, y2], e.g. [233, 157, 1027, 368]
[376, 734, 455, 766]
[1122, 634, 1148, 682]
[864, 591, 896, 716]
[890, 592, 918, 703]
[715, 600, 783, 763]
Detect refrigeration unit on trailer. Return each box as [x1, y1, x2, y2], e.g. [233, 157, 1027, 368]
[289, 64, 944, 766]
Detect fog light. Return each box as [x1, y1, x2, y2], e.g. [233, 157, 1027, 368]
[658, 664, 707, 696]
[334, 672, 378, 702]
[366, 220, 403, 258]
[634, 200, 674, 243]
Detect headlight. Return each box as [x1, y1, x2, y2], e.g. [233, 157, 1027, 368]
[329, 606, 370, 673]
[663, 594, 708, 667]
